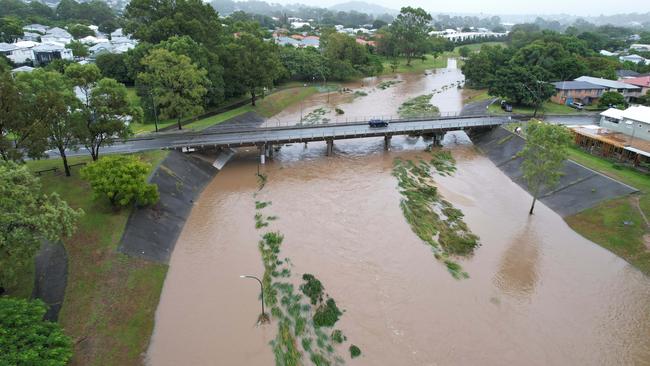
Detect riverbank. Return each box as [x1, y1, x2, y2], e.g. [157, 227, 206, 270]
[565, 147, 650, 275]
[17, 151, 170, 365]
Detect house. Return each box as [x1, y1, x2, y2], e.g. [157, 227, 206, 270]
[599, 106, 650, 141]
[551, 81, 605, 105]
[630, 44, 650, 52]
[275, 36, 319, 49]
[20, 32, 41, 42]
[32, 43, 73, 65]
[619, 54, 649, 65]
[41, 27, 73, 45]
[0, 42, 35, 65]
[22, 24, 48, 34]
[290, 22, 310, 29]
[617, 69, 640, 79]
[622, 76, 650, 96]
[574, 76, 643, 101]
[11, 66, 35, 73]
[599, 50, 617, 57]
[111, 28, 124, 38]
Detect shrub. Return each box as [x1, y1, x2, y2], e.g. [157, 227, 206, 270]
[0, 298, 73, 365]
[349, 344, 361, 358]
[80, 155, 159, 208]
[313, 298, 342, 327]
[300, 273, 324, 305]
[331, 329, 345, 344]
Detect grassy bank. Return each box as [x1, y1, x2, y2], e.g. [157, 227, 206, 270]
[487, 101, 582, 115]
[379, 53, 451, 74]
[462, 89, 492, 104]
[24, 151, 170, 365]
[454, 41, 506, 54]
[565, 147, 650, 275]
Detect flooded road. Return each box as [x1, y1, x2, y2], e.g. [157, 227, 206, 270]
[147, 133, 650, 365]
[263, 58, 464, 127]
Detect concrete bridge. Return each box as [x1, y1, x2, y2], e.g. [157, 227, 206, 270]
[167, 115, 510, 163]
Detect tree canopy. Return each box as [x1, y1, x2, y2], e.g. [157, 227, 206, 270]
[0, 298, 73, 366]
[390, 7, 432, 65]
[518, 121, 572, 215]
[80, 155, 159, 208]
[0, 161, 82, 289]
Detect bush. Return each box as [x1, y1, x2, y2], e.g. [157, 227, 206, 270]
[80, 155, 159, 208]
[349, 344, 361, 358]
[0, 298, 73, 366]
[313, 298, 342, 327]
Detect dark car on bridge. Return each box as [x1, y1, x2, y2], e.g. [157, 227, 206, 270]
[368, 119, 389, 128]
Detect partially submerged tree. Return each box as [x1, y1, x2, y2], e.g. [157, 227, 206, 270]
[0, 162, 82, 290]
[488, 66, 555, 116]
[0, 298, 73, 366]
[138, 48, 209, 130]
[518, 121, 572, 215]
[80, 155, 159, 208]
[391, 7, 432, 66]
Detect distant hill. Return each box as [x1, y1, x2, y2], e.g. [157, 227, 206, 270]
[329, 1, 396, 16]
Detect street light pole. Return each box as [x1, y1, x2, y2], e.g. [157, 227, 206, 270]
[240, 275, 267, 322]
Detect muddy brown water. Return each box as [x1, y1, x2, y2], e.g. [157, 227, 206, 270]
[147, 133, 650, 365]
[147, 62, 650, 365]
[263, 58, 464, 128]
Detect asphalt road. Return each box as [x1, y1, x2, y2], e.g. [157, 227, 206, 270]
[52, 114, 600, 158]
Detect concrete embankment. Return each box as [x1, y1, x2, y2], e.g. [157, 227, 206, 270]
[119, 151, 218, 263]
[472, 127, 637, 217]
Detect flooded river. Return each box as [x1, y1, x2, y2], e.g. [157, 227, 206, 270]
[147, 62, 650, 365]
[264, 59, 464, 127]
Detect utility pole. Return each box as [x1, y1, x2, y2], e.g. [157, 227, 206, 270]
[149, 88, 159, 133]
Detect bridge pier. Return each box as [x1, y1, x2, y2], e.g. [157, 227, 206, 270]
[259, 144, 266, 164]
[325, 138, 334, 156]
[432, 132, 445, 146]
[384, 135, 392, 151]
[267, 143, 274, 158]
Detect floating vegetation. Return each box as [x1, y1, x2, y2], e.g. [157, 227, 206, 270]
[349, 345, 361, 359]
[303, 107, 331, 125]
[255, 200, 271, 210]
[313, 298, 342, 328]
[392, 151, 479, 279]
[377, 80, 402, 90]
[331, 330, 346, 344]
[256, 172, 267, 190]
[335, 108, 345, 115]
[300, 274, 324, 305]
[353, 90, 368, 97]
[398, 94, 440, 118]
[254, 179, 354, 365]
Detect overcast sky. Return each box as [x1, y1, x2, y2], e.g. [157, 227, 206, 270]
[272, 0, 650, 16]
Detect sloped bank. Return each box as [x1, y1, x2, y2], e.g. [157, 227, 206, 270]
[471, 127, 637, 217]
[119, 151, 218, 263]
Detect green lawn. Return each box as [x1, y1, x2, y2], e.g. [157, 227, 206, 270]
[454, 41, 506, 54]
[565, 147, 650, 275]
[183, 105, 253, 130]
[379, 53, 451, 74]
[22, 150, 171, 366]
[488, 101, 582, 115]
[462, 89, 492, 104]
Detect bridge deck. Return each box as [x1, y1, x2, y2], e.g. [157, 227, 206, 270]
[168, 116, 509, 149]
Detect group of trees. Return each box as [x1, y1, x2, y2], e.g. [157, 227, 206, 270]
[0, 62, 137, 175]
[0, 0, 118, 33]
[375, 7, 455, 66]
[462, 26, 631, 111]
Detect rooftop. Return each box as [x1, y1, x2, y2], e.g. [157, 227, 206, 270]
[575, 76, 642, 90]
[571, 124, 650, 154]
[553, 81, 605, 90]
[0, 42, 18, 52]
[623, 76, 650, 88]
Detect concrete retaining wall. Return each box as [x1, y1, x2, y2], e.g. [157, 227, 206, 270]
[119, 151, 218, 263]
[472, 127, 637, 217]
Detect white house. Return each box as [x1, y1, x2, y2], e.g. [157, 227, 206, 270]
[290, 22, 310, 29]
[20, 32, 41, 42]
[41, 27, 73, 45]
[23, 24, 48, 34]
[11, 65, 35, 73]
[32, 43, 73, 65]
[600, 50, 618, 57]
[619, 54, 649, 65]
[600, 106, 650, 142]
[630, 44, 650, 52]
[0, 42, 35, 64]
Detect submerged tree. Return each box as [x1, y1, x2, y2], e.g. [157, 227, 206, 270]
[518, 121, 572, 215]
